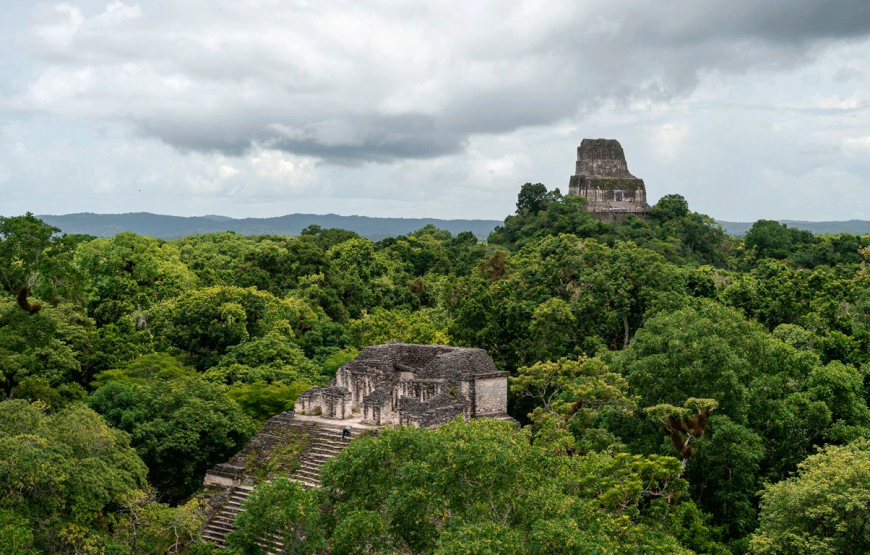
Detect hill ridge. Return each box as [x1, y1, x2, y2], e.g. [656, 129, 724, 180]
[29, 212, 870, 240]
[36, 212, 504, 241]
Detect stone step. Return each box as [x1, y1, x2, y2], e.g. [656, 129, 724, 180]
[203, 522, 233, 533]
[201, 528, 227, 538]
[311, 431, 349, 439]
[306, 448, 343, 457]
[294, 469, 321, 483]
[307, 444, 344, 453]
[298, 460, 323, 471]
[303, 426, 359, 436]
[289, 477, 319, 489]
[199, 484, 258, 545]
[210, 516, 239, 528]
[295, 469, 321, 480]
[296, 463, 321, 475]
[203, 521, 235, 533]
[201, 419, 362, 547]
[302, 455, 339, 464]
[308, 441, 347, 451]
[201, 532, 226, 545]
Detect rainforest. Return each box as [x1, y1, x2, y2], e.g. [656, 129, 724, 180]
[2, 186, 869, 555]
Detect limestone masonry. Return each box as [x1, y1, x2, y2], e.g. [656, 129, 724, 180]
[568, 138, 651, 222]
[297, 343, 511, 427]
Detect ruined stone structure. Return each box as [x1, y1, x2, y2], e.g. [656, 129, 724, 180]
[568, 138, 651, 222]
[201, 344, 511, 546]
[200, 414, 362, 545]
[296, 343, 510, 427]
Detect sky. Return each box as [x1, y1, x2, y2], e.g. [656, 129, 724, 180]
[1, 0, 869, 222]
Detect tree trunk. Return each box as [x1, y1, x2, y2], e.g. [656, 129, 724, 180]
[623, 315, 630, 347]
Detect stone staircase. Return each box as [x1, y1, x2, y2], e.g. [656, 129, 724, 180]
[200, 417, 362, 546]
[290, 420, 356, 487]
[200, 485, 254, 546]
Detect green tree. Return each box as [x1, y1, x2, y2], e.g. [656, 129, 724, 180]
[89, 376, 256, 503]
[325, 237, 417, 320]
[228, 419, 719, 554]
[0, 213, 58, 296]
[203, 331, 321, 386]
[650, 194, 690, 222]
[226, 479, 327, 555]
[686, 416, 765, 544]
[0, 300, 81, 399]
[148, 285, 317, 370]
[76, 232, 197, 325]
[515, 183, 550, 216]
[744, 220, 792, 261]
[226, 381, 309, 423]
[510, 356, 635, 452]
[0, 508, 37, 555]
[750, 440, 870, 554]
[0, 401, 147, 530]
[347, 307, 450, 348]
[91, 352, 196, 388]
[15, 377, 86, 412]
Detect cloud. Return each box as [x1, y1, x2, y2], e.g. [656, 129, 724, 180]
[9, 0, 870, 165]
[833, 66, 867, 83]
[842, 136, 870, 153]
[30, 3, 84, 50]
[653, 123, 689, 159]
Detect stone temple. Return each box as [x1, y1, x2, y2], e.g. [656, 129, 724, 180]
[568, 138, 651, 221]
[296, 343, 511, 428]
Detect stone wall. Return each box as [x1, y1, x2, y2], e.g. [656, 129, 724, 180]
[574, 139, 633, 178]
[296, 343, 511, 427]
[474, 375, 509, 417]
[296, 386, 352, 419]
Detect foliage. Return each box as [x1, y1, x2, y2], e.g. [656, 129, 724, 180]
[203, 331, 321, 386]
[3, 190, 870, 551]
[750, 440, 870, 554]
[0, 212, 84, 304]
[89, 376, 256, 503]
[15, 377, 86, 412]
[614, 299, 870, 541]
[91, 352, 196, 387]
[0, 299, 82, 399]
[227, 381, 310, 423]
[0, 508, 37, 555]
[0, 401, 152, 551]
[76, 232, 198, 326]
[511, 356, 635, 451]
[347, 307, 450, 348]
[148, 285, 318, 370]
[228, 419, 719, 554]
[225, 478, 326, 555]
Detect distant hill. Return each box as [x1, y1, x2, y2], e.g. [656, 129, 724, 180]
[32, 212, 870, 241]
[718, 220, 870, 237]
[37, 212, 504, 241]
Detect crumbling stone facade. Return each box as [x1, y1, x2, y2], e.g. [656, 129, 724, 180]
[296, 343, 510, 427]
[568, 139, 651, 222]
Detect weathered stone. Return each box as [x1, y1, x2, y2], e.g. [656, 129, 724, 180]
[296, 343, 511, 428]
[568, 138, 651, 222]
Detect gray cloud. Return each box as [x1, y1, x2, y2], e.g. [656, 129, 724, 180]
[9, 0, 870, 163]
[1, 0, 869, 223]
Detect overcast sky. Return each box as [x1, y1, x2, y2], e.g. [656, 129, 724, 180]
[1, 1, 869, 222]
